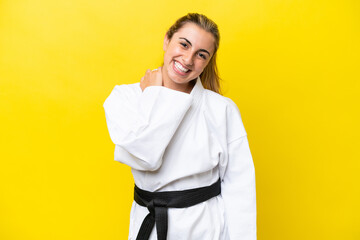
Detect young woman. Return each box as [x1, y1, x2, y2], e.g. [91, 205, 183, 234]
[104, 13, 257, 240]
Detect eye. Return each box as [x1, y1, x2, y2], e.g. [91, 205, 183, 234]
[198, 53, 207, 60]
[180, 42, 188, 48]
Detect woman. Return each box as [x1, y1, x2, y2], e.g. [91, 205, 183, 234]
[104, 13, 257, 240]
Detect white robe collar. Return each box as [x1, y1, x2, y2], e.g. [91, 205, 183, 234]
[189, 76, 205, 108]
[178, 76, 205, 128]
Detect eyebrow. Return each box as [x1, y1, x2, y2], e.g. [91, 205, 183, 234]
[179, 37, 211, 56]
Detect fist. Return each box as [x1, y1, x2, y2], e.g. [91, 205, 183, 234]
[140, 67, 163, 91]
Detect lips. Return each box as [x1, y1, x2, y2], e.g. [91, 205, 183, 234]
[172, 60, 191, 76]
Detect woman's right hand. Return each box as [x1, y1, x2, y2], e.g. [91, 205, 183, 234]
[140, 67, 163, 91]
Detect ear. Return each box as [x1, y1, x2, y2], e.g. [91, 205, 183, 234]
[163, 33, 170, 51]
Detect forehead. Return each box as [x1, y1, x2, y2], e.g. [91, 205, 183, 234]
[173, 22, 215, 54]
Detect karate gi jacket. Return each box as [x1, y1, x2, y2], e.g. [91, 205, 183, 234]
[103, 76, 257, 240]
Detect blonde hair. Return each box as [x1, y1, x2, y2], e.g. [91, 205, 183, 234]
[166, 13, 222, 94]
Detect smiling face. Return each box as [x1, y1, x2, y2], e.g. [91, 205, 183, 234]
[162, 22, 216, 92]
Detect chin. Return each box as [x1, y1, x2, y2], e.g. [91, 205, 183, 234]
[171, 74, 193, 82]
[170, 78, 190, 85]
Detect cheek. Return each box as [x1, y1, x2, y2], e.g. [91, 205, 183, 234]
[168, 45, 183, 55]
[165, 49, 180, 61]
[195, 61, 209, 72]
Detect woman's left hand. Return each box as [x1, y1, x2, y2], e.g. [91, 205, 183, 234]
[140, 67, 163, 91]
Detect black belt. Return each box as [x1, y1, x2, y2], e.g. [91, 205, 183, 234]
[134, 178, 221, 240]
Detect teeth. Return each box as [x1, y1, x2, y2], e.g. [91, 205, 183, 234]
[174, 61, 189, 73]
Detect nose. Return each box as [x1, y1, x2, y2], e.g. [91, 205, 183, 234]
[182, 52, 194, 67]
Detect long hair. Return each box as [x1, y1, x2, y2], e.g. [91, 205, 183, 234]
[166, 13, 222, 94]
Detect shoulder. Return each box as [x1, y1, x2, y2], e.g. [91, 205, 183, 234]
[203, 89, 241, 115]
[203, 89, 247, 141]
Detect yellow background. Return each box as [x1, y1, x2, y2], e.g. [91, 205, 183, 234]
[1, 0, 359, 239]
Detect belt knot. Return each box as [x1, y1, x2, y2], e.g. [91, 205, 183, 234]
[146, 199, 167, 218]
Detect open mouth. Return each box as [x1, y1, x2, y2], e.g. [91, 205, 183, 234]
[173, 60, 191, 75]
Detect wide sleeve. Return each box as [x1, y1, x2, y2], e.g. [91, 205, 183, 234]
[220, 99, 257, 239]
[103, 84, 193, 171]
[222, 136, 257, 239]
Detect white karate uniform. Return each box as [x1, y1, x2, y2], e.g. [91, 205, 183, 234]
[103, 76, 257, 240]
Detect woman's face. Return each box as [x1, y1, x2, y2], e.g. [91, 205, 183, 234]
[162, 22, 215, 89]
